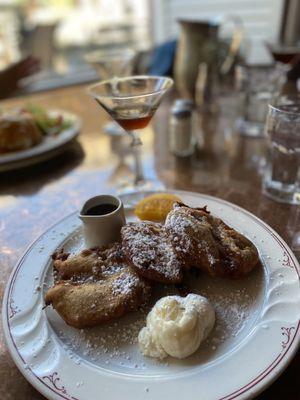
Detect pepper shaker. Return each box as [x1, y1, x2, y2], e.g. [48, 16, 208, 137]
[169, 99, 195, 157]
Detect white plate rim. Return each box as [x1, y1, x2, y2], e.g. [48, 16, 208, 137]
[0, 109, 81, 170]
[2, 190, 300, 400]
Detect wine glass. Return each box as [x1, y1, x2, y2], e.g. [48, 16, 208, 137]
[88, 75, 173, 193]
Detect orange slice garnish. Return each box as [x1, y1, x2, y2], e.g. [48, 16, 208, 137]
[134, 193, 181, 222]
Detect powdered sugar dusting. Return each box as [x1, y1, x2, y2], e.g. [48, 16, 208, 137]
[51, 309, 149, 369]
[122, 222, 181, 281]
[165, 206, 219, 269]
[112, 274, 140, 295]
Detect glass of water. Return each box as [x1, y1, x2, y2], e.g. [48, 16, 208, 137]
[263, 94, 300, 204]
[235, 65, 287, 138]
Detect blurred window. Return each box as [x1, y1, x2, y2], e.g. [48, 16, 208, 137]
[0, 0, 150, 93]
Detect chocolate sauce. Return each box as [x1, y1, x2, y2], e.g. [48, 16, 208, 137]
[85, 203, 117, 216]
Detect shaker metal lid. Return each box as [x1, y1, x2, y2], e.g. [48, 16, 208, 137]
[171, 99, 194, 116]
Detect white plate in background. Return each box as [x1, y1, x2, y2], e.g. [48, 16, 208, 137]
[0, 110, 81, 172]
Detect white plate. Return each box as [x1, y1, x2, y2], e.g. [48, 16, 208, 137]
[0, 110, 81, 172]
[2, 190, 300, 400]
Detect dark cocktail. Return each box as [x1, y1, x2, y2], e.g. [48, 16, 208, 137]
[89, 75, 173, 192]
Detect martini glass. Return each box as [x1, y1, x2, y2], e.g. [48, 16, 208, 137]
[85, 48, 136, 135]
[88, 75, 173, 192]
[84, 48, 136, 80]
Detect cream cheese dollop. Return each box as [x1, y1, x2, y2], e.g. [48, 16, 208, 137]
[138, 294, 215, 359]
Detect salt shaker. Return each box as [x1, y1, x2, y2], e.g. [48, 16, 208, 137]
[169, 99, 194, 157]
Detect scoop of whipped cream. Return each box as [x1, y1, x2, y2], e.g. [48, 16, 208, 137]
[138, 294, 215, 359]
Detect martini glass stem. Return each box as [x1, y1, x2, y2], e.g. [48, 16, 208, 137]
[128, 130, 145, 185]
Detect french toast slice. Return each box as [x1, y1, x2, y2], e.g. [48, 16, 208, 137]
[45, 244, 151, 328]
[165, 203, 259, 279]
[121, 221, 183, 284]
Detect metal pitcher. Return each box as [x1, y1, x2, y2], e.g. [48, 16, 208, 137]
[174, 17, 243, 100]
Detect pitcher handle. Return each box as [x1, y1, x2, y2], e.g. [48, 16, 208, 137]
[218, 15, 244, 75]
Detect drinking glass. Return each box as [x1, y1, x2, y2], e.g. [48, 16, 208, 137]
[85, 48, 136, 135]
[235, 65, 287, 137]
[263, 94, 300, 204]
[88, 75, 173, 193]
[85, 48, 136, 80]
[266, 41, 300, 64]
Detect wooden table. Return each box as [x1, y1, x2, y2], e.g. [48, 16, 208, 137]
[0, 84, 299, 399]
